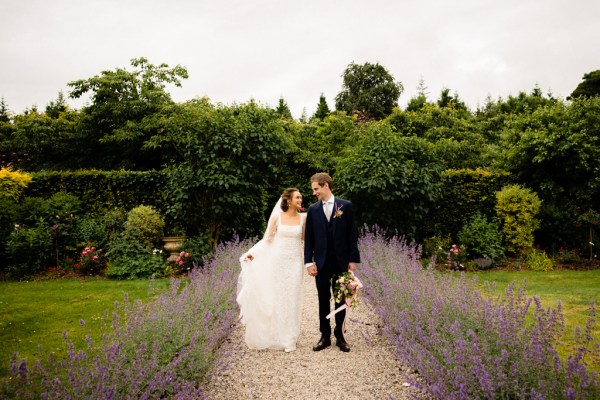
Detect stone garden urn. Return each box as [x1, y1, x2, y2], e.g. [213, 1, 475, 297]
[162, 236, 187, 263]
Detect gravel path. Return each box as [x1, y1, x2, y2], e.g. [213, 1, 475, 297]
[205, 273, 430, 399]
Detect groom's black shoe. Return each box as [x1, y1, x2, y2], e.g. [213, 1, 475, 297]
[312, 336, 331, 351]
[335, 334, 351, 352]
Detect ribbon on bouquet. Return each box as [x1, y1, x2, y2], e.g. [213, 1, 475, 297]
[326, 272, 363, 319]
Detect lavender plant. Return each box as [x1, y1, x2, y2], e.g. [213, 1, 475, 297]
[358, 227, 599, 399]
[0, 236, 251, 399]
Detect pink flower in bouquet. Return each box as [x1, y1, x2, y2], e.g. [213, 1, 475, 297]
[333, 271, 363, 307]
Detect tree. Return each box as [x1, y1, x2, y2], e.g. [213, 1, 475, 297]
[0, 97, 10, 123]
[68, 57, 189, 170]
[334, 62, 403, 120]
[144, 99, 294, 243]
[8, 109, 81, 170]
[494, 97, 600, 249]
[312, 93, 330, 120]
[335, 121, 444, 239]
[406, 76, 430, 111]
[437, 88, 468, 115]
[275, 97, 293, 119]
[416, 76, 429, 98]
[45, 92, 68, 118]
[569, 69, 600, 99]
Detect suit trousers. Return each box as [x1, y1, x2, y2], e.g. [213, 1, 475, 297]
[315, 254, 346, 338]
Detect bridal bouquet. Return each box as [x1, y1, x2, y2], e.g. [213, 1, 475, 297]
[333, 271, 363, 307]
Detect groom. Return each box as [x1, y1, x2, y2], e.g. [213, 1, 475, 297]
[304, 172, 360, 352]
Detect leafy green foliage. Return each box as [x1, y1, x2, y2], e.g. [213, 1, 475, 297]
[457, 212, 504, 262]
[0, 97, 10, 123]
[312, 93, 330, 120]
[5, 221, 52, 278]
[426, 168, 511, 241]
[145, 99, 293, 243]
[124, 205, 165, 249]
[495, 185, 541, 256]
[181, 232, 213, 267]
[1, 59, 599, 271]
[0, 198, 20, 267]
[75, 216, 109, 249]
[105, 230, 165, 279]
[275, 97, 293, 119]
[0, 168, 32, 200]
[5, 109, 81, 170]
[26, 170, 166, 216]
[335, 62, 403, 120]
[335, 122, 443, 239]
[569, 69, 600, 99]
[67, 57, 188, 170]
[293, 111, 357, 174]
[436, 88, 469, 117]
[526, 249, 554, 271]
[494, 97, 600, 250]
[385, 105, 488, 170]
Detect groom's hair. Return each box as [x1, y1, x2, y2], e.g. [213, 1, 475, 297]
[311, 172, 333, 189]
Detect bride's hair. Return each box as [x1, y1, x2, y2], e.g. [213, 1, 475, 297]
[280, 187, 299, 212]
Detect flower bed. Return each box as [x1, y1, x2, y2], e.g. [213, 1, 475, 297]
[1, 237, 250, 399]
[358, 227, 599, 399]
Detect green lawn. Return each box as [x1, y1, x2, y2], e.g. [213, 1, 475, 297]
[0, 278, 168, 378]
[467, 268, 600, 367]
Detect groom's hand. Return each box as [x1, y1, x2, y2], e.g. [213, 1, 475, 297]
[307, 265, 317, 276]
[348, 262, 357, 272]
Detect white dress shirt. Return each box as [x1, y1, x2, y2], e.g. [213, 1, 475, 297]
[323, 195, 335, 221]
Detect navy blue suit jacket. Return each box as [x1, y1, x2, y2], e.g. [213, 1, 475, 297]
[303, 198, 360, 271]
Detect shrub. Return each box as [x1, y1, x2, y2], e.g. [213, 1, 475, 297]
[457, 212, 504, 263]
[5, 221, 52, 278]
[18, 196, 51, 224]
[15, 192, 83, 266]
[496, 184, 541, 256]
[98, 207, 127, 243]
[124, 205, 165, 249]
[426, 168, 511, 241]
[422, 234, 452, 263]
[105, 253, 165, 279]
[182, 232, 213, 267]
[558, 247, 580, 264]
[0, 198, 20, 267]
[75, 216, 109, 249]
[26, 170, 167, 217]
[526, 249, 554, 271]
[105, 230, 165, 279]
[0, 167, 32, 201]
[74, 246, 106, 276]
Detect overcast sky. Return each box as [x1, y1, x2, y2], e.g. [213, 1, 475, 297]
[1, 0, 599, 118]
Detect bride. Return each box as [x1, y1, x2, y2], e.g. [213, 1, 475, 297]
[237, 188, 305, 352]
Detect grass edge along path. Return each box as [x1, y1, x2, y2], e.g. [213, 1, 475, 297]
[0, 237, 249, 399]
[358, 227, 599, 400]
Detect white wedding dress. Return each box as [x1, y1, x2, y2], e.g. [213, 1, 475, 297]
[237, 213, 305, 351]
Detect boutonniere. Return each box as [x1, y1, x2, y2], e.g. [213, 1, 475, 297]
[333, 204, 344, 219]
